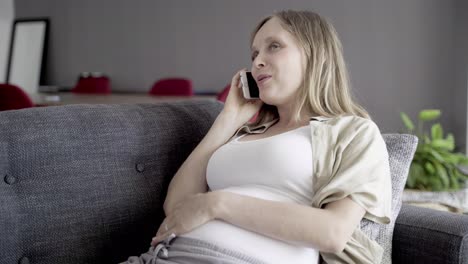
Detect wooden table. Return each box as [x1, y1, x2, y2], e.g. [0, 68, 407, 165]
[30, 92, 217, 106]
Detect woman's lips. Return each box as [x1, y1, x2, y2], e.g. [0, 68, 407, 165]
[257, 76, 271, 87]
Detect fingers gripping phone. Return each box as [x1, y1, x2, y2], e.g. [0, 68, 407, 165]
[240, 71, 260, 99]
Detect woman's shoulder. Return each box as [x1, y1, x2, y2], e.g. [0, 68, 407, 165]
[316, 115, 380, 132]
[313, 115, 383, 145]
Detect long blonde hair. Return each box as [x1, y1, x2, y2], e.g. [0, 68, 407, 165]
[247, 10, 370, 127]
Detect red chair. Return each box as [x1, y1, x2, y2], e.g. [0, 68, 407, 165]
[0, 84, 35, 111]
[149, 78, 193, 96]
[72, 76, 111, 94]
[216, 84, 230, 102]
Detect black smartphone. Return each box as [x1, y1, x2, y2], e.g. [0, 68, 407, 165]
[240, 71, 260, 99]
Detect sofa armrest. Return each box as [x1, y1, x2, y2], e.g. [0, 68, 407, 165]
[392, 203, 468, 264]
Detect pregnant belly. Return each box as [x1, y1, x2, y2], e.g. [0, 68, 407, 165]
[180, 186, 319, 264]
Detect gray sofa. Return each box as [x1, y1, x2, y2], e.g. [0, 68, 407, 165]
[0, 100, 467, 264]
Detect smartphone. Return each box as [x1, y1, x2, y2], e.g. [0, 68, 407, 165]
[240, 71, 260, 99]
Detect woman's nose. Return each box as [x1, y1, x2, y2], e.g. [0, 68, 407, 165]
[253, 53, 265, 68]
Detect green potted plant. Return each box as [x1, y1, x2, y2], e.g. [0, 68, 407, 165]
[400, 109, 468, 191]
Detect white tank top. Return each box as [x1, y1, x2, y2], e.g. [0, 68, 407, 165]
[181, 125, 320, 264]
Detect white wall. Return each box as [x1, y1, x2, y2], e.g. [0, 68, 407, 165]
[0, 0, 14, 83]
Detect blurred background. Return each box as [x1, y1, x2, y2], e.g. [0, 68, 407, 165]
[0, 0, 467, 152]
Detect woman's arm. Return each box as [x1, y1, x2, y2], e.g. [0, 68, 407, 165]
[213, 191, 366, 254]
[163, 111, 240, 215]
[163, 69, 263, 216]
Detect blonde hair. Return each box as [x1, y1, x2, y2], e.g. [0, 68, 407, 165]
[247, 10, 370, 127]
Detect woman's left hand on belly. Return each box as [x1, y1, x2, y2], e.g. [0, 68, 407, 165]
[151, 192, 220, 246]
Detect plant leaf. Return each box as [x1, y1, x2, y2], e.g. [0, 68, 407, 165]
[451, 167, 466, 186]
[433, 161, 450, 189]
[457, 155, 468, 166]
[450, 173, 460, 190]
[431, 139, 455, 151]
[429, 177, 442, 191]
[445, 133, 455, 151]
[428, 149, 445, 162]
[419, 109, 441, 121]
[424, 161, 436, 174]
[431, 123, 443, 140]
[400, 112, 415, 131]
[423, 135, 431, 144]
[407, 163, 423, 188]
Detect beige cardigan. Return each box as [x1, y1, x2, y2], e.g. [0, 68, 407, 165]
[233, 115, 392, 264]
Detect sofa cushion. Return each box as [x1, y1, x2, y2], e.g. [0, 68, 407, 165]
[0, 100, 223, 264]
[359, 134, 418, 264]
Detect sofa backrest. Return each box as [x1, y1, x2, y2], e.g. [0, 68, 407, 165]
[0, 100, 417, 264]
[0, 101, 223, 263]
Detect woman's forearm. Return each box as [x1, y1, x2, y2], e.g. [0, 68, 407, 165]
[163, 111, 242, 215]
[212, 191, 350, 253]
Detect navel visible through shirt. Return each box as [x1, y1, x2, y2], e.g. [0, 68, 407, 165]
[181, 125, 319, 264]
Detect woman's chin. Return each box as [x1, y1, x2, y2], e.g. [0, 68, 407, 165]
[258, 96, 276, 106]
[258, 94, 268, 103]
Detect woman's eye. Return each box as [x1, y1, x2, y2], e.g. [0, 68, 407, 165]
[251, 43, 279, 61]
[269, 43, 280, 50]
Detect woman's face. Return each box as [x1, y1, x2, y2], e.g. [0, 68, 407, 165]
[251, 17, 306, 107]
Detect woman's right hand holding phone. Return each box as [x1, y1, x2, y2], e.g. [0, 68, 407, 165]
[221, 69, 263, 126]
